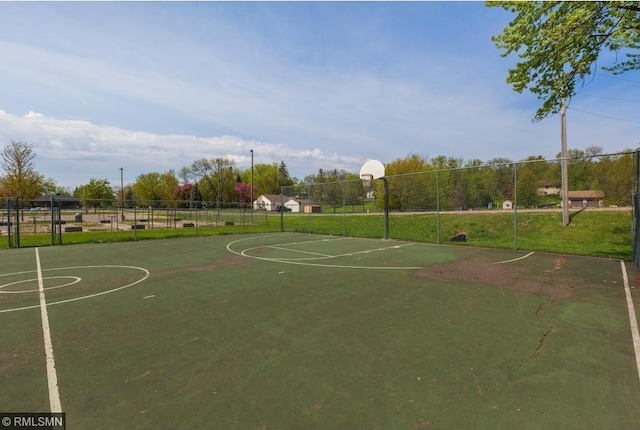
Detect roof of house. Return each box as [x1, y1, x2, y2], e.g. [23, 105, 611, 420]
[256, 194, 294, 203]
[36, 194, 81, 202]
[566, 190, 604, 199]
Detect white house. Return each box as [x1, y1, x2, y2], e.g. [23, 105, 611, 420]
[254, 194, 296, 211]
[284, 198, 300, 213]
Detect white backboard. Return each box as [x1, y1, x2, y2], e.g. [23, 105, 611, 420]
[359, 159, 385, 180]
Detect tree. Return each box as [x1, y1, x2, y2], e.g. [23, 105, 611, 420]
[175, 183, 193, 207]
[132, 170, 179, 206]
[277, 161, 294, 188]
[189, 158, 237, 204]
[74, 178, 115, 208]
[489, 1, 640, 120]
[591, 150, 634, 205]
[252, 163, 281, 195]
[234, 182, 256, 205]
[178, 166, 192, 184]
[515, 166, 541, 208]
[190, 182, 203, 208]
[45, 181, 71, 197]
[190, 158, 217, 193]
[281, 179, 309, 200]
[0, 140, 48, 198]
[341, 172, 365, 212]
[305, 168, 328, 208]
[385, 154, 432, 211]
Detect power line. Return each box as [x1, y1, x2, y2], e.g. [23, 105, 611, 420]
[567, 106, 640, 123]
[575, 92, 640, 103]
[595, 73, 640, 85]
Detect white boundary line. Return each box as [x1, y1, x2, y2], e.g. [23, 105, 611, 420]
[267, 245, 333, 258]
[226, 234, 425, 269]
[0, 276, 82, 294]
[492, 251, 535, 265]
[0, 265, 150, 314]
[620, 260, 640, 382]
[35, 248, 62, 413]
[262, 242, 417, 262]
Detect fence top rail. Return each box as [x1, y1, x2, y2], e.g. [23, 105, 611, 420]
[298, 150, 638, 187]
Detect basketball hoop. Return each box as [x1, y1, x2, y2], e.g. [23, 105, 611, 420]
[359, 158, 389, 239]
[361, 173, 374, 189]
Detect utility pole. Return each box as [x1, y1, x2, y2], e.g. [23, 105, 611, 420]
[561, 98, 569, 226]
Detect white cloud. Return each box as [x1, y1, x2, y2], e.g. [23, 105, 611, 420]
[0, 111, 360, 187]
[0, 2, 638, 190]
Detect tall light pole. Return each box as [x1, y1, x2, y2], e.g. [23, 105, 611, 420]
[250, 149, 254, 222]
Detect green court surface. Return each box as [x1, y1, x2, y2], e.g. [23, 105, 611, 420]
[1, 233, 639, 429]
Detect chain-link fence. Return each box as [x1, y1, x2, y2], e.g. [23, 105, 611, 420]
[280, 151, 639, 260]
[0, 198, 273, 248]
[2, 151, 639, 260]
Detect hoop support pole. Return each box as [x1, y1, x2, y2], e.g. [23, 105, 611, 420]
[381, 177, 389, 240]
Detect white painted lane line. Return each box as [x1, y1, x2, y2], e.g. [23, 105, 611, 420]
[620, 260, 640, 382]
[267, 245, 333, 257]
[492, 252, 535, 265]
[0, 265, 150, 314]
[35, 248, 62, 413]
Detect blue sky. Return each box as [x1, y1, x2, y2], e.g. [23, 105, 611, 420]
[0, 2, 638, 189]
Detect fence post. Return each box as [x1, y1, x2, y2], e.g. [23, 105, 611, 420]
[50, 196, 55, 246]
[134, 203, 138, 241]
[14, 197, 20, 248]
[634, 149, 639, 195]
[342, 181, 346, 236]
[307, 184, 312, 234]
[633, 150, 639, 267]
[4, 199, 7, 248]
[280, 191, 284, 232]
[382, 177, 389, 240]
[195, 205, 199, 237]
[7, 198, 14, 248]
[513, 162, 518, 251]
[436, 171, 441, 244]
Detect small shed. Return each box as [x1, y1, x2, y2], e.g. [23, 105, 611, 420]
[565, 190, 604, 208]
[502, 200, 513, 210]
[303, 205, 322, 214]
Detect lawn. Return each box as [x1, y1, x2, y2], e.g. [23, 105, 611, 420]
[1, 207, 634, 260]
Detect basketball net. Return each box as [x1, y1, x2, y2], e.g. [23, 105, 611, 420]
[361, 173, 374, 189]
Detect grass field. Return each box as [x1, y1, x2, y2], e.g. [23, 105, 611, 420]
[2, 208, 633, 260]
[279, 209, 633, 258]
[1, 233, 639, 429]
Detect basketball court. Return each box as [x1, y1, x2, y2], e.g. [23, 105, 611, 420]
[1, 233, 639, 429]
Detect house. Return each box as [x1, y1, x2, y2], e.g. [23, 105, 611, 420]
[564, 190, 604, 208]
[537, 186, 561, 196]
[502, 200, 513, 210]
[284, 198, 300, 213]
[35, 194, 81, 210]
[254, 194, 295, 211]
